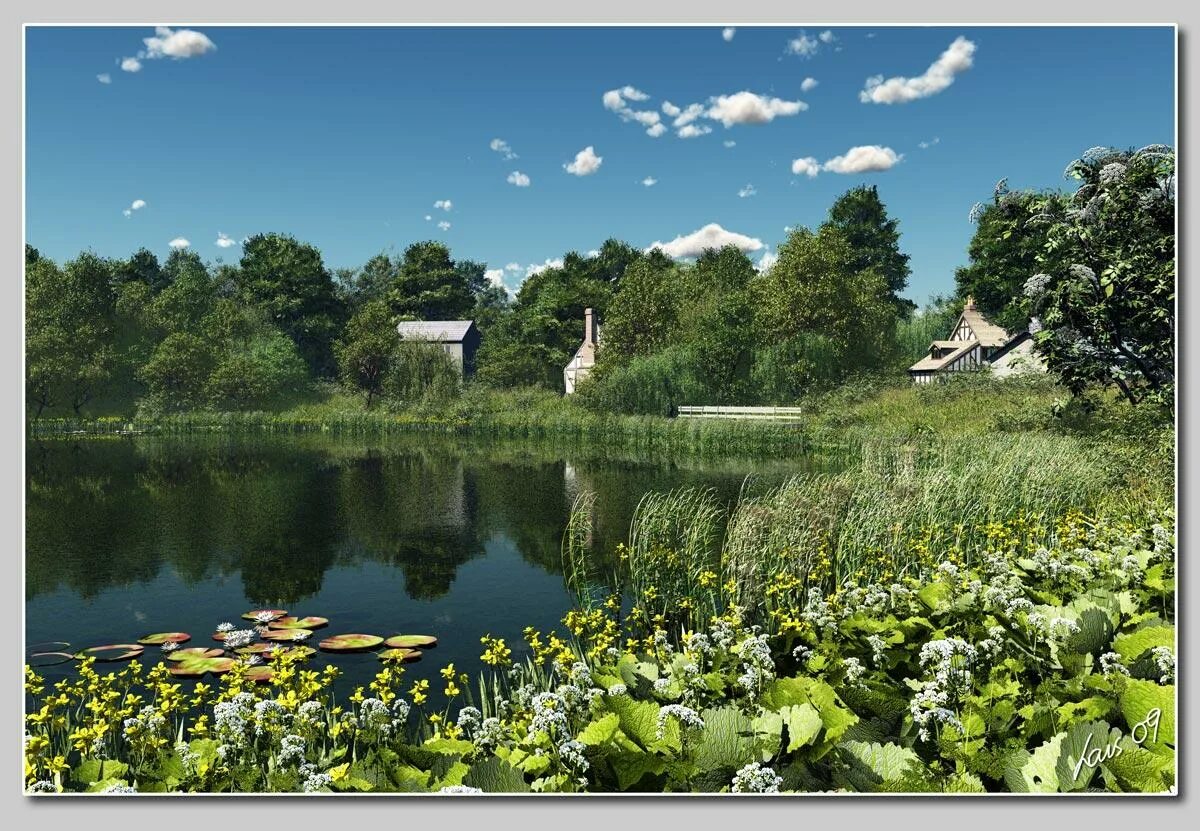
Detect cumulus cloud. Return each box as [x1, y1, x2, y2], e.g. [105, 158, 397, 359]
[669, 102, 705, 127]
[484, 269, 508, 292]
[603, 86, 663, 137]
[97, 73, 112, 84]
[434, 199, 452, 211]
[723, 140, 736, 148]
[822, 145, 902, 173]
[707, 91, 806, 127]
[168, 237, 190, 250]
[143, 26, 217, 60]
[642, 176, 657, 187]
[526, 258, 564, 277]
[661, 101, 681, 118]
[860, 36, 976, 104]
[424, 214, 433, 221]
[123, 198, 147, 217]
[919, 136, 941, 149]
[646, 223, 764, 259]
[677, 124, 712, 139]
[505, 262, 521, 272]
[215, 232, 238, 248]
[437, 220, 452, 231]
[757, 249, 778, 272]
[490, 138, 518, 160]
[786, 31, 820, 57]
[121, 57, 142, 73]
[819, 30, 836, 44]
[801, 77, 818, 92]
[723, 27, 736, 42]
[507, 171, 531, 187]
[738, 184, 757, 198]
[791, 157, 820, 177]
[564, 146, 603, 176]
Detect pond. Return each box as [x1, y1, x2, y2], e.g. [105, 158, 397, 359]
[25, 435, 828, 698]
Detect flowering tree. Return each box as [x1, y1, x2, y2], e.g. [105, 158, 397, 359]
[1023, 146, 1175, 409]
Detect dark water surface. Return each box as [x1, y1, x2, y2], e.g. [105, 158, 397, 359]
[25, 435, 817, 697]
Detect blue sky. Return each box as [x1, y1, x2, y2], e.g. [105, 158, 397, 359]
[25, 25, 1174, 303]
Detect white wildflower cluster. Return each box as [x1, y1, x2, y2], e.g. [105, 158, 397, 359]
[731, 762, 783, 794]
[791, 644, 812, 662]
[439, 785, 483, 794]
[936, 561, 960, 580]
[27, 780, 57, 793]
[530, 692, 570, 737]
[709, 616, 738, 650]
[975, 626, 1008, 661]
[993, 178, 1009, 199]
[175, 741, 200, 773]
[910, 639, 975, 741]
[1024, 273, 1052, 298]
[1030, 546, 1093, 584]
[1151, 524, 1173, 556]
[391, 697, 411, 724]
[100, 783, 139, 794]
[652, 629, 675, 656]
[1081, 146, 1119, 165]
[253, 699, 287, 738]
[357, 698, 392, 740]
[472, 717, 507, 753]
[1099, 162, 1127, 185]
[683, 632, 713, 657]
[866, 635, 888, 668]
[456, 706, 482, 735]
[277, 734, 307, 767]
[605, 683, 627, 697]
[1151, 647, 1175, 685]
[558, 739, 590, 773]
[1068, 264, 1099, 286]
[652, 677, 672, 696]
[213, 692, 256, 745]
[968, 201, 986, 223]
[301, 770, 332, 792]
[801, 587, 837, 635]
[296, 700, 324, 727]
[735, 634, 776, 699]
[124, 705, 168, 740]
[568, 662, 593, 689]
[1100, 652, 1130, 678]
[842, 656, 866, 684]
[657, 704, 704, 740]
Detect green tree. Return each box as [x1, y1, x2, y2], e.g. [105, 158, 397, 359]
[955, 185, 1068, 333]
[1024, 145, 1175, 409]
[385, 339, 462, 405]
[238, 233, 342, 376]
[390, 241, 473, 321]
[823, 185, 914, 315]
[137, 332, 218, 412]
[597, 256, 683, 364]
[206, 327, 309, 410]
[114, 248, 166, 292]
[335, 299, 399, 407]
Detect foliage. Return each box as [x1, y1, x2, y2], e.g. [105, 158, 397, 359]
[335, 299, 399, 407]
[25, 510, 1174, 794]
[822, 185, 914, 315]
[389, 242, 475, 322]
[384, 339, 462, 407]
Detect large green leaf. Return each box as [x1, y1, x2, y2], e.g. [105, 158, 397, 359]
[694, 706, 758, 771]
[1119, 680, 1174, 752]
[606, 695, 662, 751]
[1112, 625, 1174, 663]
[609, 749, 666, 791]
[577, 712, 621, 747]
[462, 758, 529, 793]
[1056, 720, 1122, 791]
[1004, 734, 1063, 793]
[833, 741, 929, 792]
[1102, 736, 1174, 793]
[72, 758, 130, 786]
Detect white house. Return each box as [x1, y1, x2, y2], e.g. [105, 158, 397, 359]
[908, 297, 1045, 384]
[563, 308, 599, 395]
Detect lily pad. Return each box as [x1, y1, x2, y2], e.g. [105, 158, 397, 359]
[75, 644, 144, 662]
[234, 643, 275, 656]
[268, 616, 329, 631]
[241, 609, 288, 622]
[167, 657, 236, 678]
[165, 648, 225, 663]
[245, 665, 274, 684]
[319, 634, 384, 652]
[378, 648, 422, 663]
[261, 628, 313, 642]
[137, 632, 191, 646]
[384, 635, 438, 649]
[265, 646, 317, 660]
[28, 651, 77, 667]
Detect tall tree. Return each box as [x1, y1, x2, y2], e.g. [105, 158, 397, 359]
[1024, 145, 1175, 409]
[237, 233, 342, 376]
[113, 248, 166, 292]
[822, 185, 914, 315]
[335, 299, 399, 407]
[389, 241, 473, 321]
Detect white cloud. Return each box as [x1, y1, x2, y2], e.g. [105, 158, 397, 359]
[646, 122, 667, 138]
[738, 184, 757, 198]
[123, 210, 131, 217]
[434, 199, 453, 211]
[822, 145, 902, 173]
[490, 138, 518, 160]
[919, 136, 941, 149]
[130, 199, 146, 211]
[670, 102, 705, 127]
[215, 232, 238, 248]
[484, 268, 508, 292]
[507, 171, 531, 187]
[505, 262, 521, 272]
[860, 36, 976, 104]
[757, 249, 778, 272]
[642, 176, 657, 187]
[437, 220, 452, 231]
[707, 91, 806, 127]
[646, 223, 764, 259]
[661, 101, 681, 118]
[586, 249, 600, 258]
[168, 237, 190, 250]
[723, 140, 736, 148]
[564, 146, 603, 176]
[424, 214, 432, 221]
[143, 27, 216, 60]
[801, 77, 819, 92]
[121, 57, 142, 73]
[526, 258, 564, 277]
[677, 124, 712, 139]
[603, 87, 663, 137]
[97, 73, 112, 84]
[723, 27, 736, 42]
[819, 30, 836, 44]
[786, 31, 820, 57]
[791, 157, 821, 177]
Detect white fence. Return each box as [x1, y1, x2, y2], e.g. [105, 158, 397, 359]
[676, 405, 804, 422]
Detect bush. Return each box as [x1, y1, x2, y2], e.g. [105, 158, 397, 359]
[384, 340, 462, 407]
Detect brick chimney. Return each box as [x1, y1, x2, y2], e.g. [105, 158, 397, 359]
[584, 308, 595, 345]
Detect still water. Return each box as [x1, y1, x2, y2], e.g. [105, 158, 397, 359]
[26, 435, 813, 696]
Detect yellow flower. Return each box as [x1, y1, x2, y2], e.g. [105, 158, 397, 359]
[329, 763, 350, 783]
[480, 635, 512, 667]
